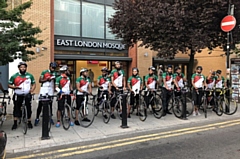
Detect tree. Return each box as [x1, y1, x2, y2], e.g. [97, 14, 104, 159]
[0, 0, 43, 65]
[108, 0, 240, 82]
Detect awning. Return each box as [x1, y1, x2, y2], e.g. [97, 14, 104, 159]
[55, 54, 132, 61]
[153, 57, 197, 64]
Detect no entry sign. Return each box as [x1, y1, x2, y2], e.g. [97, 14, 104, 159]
[221, 15, 236, 32]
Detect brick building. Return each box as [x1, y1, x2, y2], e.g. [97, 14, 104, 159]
[5, 0, 234, 93]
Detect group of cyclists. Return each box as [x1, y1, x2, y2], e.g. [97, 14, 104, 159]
[4, 60, 226, 131]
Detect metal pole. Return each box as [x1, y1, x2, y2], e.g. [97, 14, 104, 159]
[121, 94, 129, 128]
[41, 100, 50, 140]
[181, 92, 187, 120]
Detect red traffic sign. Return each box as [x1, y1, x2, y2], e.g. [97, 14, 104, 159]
[221, 15, 236, 32]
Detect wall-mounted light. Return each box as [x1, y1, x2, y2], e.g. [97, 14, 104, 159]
[42, 47, 47, 51]
[144, 52, 148, 57]
[36, 47, 40, 53]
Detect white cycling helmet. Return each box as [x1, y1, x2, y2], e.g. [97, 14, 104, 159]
[80, 68, 88, 73]
[59, 65, 68, 71]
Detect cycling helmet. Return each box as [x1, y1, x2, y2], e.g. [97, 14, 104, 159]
[175, 66, 181, 71]
[167, 65, 172, 69]
[49, 62, 57, 68]
[59, 65, 68, 71]
[80, 68, 88, 73]
[148, 66, 156, 71]
[115, 61, 120, 65]
[18, 61, 27, 68]
[101, 67, 108, 71]
[196, 66, 203, 70]
[132, 67, 139, 72]
[216, 70, 222, 74]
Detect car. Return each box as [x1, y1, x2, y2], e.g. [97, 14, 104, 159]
[0, 131, 6, 159]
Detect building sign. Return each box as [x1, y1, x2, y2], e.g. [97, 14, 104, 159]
[56, 39, 126, 51]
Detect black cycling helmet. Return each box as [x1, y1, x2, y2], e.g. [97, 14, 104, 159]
[167, 65, 172, 69]
[148, 66, 156, 71]
[216, 70, 222, 74]
[132, 67, 139, 72]
[101, 67, 108, 71]
[49, 62, 57, 68]
[175, 66, 181, 71]
[196, 66, 203, 70]
[18, 62, 27, 68]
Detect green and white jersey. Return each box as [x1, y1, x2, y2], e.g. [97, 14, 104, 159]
[55, 74, 71, 94]
[215, 76, 225, 88]
[173, 73, 185, 88]
[76, 76, 91, 95]
[144, 74, 158, 89]
[97, 75, 110, 91]
[127, 75, 143, 94]
[9, 72, 35, 95]
[110, 69, 125, 87]
[39, 70, 57, 96]
[162, 72, 173, 88]
[191, 73, 205, 88]
[206, 76, 216, 89]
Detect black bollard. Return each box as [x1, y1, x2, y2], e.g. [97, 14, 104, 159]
[121, 94, 129, 128]
[181, 91, 187, 120]
[41, 98, 50, 140]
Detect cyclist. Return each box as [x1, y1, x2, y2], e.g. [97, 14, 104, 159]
[110, 61, 126, 119]
[127, 67, 143, 118]
[8, 62, 36, 130]
[34, 62, 57, 126]
[75, 68, 92, 125]
[55, 65, 74, 127]
[206, 70, 216, 106]
[215, 70, 226, 89]
[144, 66, 158, 112]
[173, 66, 186, 91]
[192, 66, 206, 116]
[162, 65, 174, 116]
[96, 67, 111, 108]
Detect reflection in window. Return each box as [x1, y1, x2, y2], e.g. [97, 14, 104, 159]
[106, 6, 117, 40]
[82, 2, 104, 38]
[54, 0, 80, 36]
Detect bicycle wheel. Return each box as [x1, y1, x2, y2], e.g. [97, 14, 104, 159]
[173, 98, 182, 118]
[127, 94, 135, 114]
[22, 106, 28, 135]
[71, 99, 76, 119]
[152, 95, 163, 119]
[186, 97, 194, 117]
[138, 96, 147, 121]
[102, 101, 111, 124]
[61, 104, 71, 130]
[116, 102, 122, 120]
[222, 96, 238, 115]
[202, 97, 207, 118]
[78, 102, 95, 128]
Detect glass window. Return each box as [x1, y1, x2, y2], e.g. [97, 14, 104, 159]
[106, 6, 117, 40]
[54, 0, 80, 36]
[82, 2, 104, 38]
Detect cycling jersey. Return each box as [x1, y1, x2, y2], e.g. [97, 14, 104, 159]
[110, 69, 125, 87]
[173, 73, 185, 88]
[97, 75, 110, 91]
[8, 72, 35, 95]
[144, 74, 158, 89]
[76, 76, 91, 95]
[206, 76, 216, 89]
[162, 72, 173, 89]
[55, 74, 71, 94]
[215, 76, 225, 88]
[127, 75, 143, 94]
[192, 73, 205, 88]
[39, 70, 57, 95]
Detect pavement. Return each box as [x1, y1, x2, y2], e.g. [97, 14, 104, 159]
[1, 89, 240, 154]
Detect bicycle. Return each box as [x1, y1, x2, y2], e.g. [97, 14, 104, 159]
[0, 92, 11, 126]
[217, 88, 238, 115]
[17, 93, 35, 135]
[39, 93, 58, 132]
[171, 87, 194, 119]
[139, 89, 163, 121]
[76, 92, 96, 128]
[92, 90, 111, 124]
[59, 94, 73, 130]
[127, 89, 140, 115]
